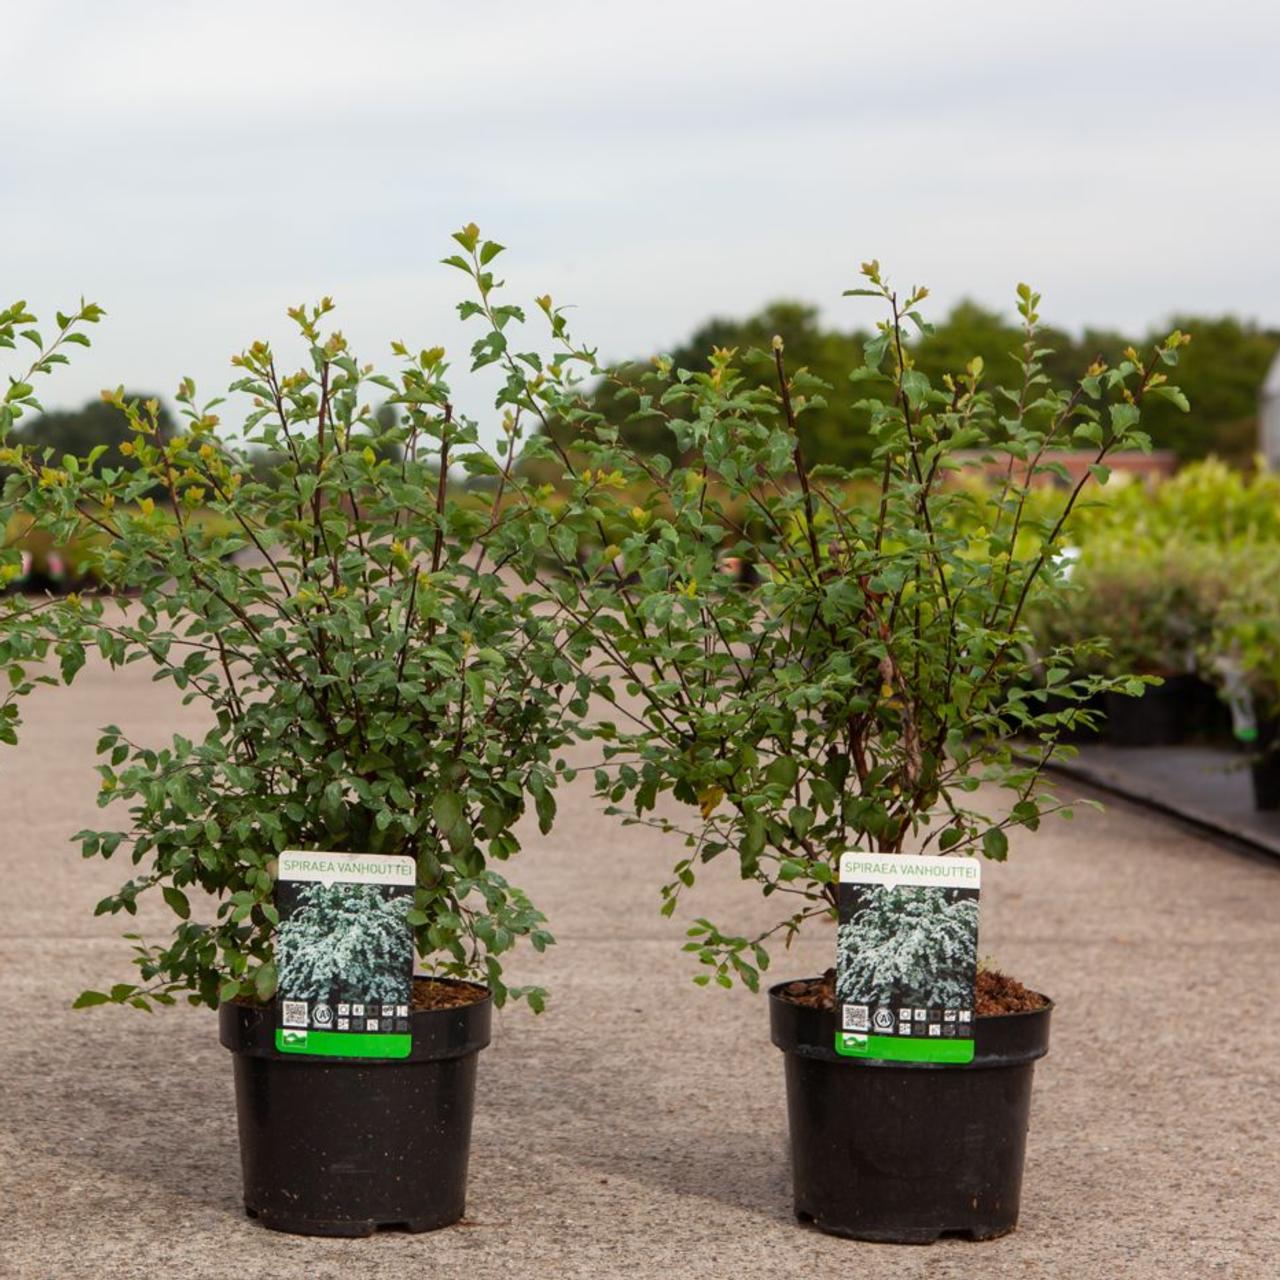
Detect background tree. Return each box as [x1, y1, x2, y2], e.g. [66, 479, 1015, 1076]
[580, 301, 1278, 470]
[1135, 315, 1278, 462]
[579, 301, 872, 467]
[14, 392, 173, 473]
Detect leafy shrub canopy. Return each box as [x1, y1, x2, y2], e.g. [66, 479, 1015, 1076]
[457, 259, 1189, 990]
[0, 298, 104, 744]
[9, 250, 589, 1012]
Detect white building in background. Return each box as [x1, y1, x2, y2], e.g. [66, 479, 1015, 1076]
[1262, 350, 1280, 470]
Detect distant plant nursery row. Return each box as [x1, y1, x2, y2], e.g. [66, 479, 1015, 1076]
[1022, 459, 1280, 808]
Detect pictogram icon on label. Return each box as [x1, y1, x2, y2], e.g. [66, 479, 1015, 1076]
[842, 1004, 870, 1032]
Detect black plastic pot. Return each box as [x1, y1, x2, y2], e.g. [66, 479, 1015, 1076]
[769, 981, 1052, 1244]
[1251, 717, 1280, 811]
[1186, 676, 1234, 745]
[1104, 674, 1196, 746]
[218, 981, 491, 1237]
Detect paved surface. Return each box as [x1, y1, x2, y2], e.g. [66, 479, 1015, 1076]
[1044, 743, 1280, 860]
[2, 655, 1279, 1279]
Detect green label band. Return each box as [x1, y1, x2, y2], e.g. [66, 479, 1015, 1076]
[834, 1032, 975, 1064]
[275, 1028, 412, 1059]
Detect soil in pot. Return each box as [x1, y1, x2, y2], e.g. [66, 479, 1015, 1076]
[770, 969, 1052, 1245]
[781, 968, 1046, 1016]
[220, 976, 491, 1237]
[410, 978, 489, 1010]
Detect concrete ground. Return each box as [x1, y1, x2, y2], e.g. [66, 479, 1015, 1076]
[1044, 741, 1280, 859]
[2, 655, 1278, 1280]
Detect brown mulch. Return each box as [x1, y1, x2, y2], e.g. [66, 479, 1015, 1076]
[779, 967, 1047, 1017]
[235, 976, 488, 1011]
[973, 968, 1046, 1016]
[410, 977, 488, 1010]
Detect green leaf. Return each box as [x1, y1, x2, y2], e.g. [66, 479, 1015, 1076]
[1109, 403, 1141, 434]
[162, 886, 191, 919]
[982, 828, 1009, 861]
[432, 789, 464, 834]
[765, 758, 799, 791]
[535, 786, 556, 836]
[451, 222, 480, 252]
[901, 369, 930, 407]
[253, 961, 277, 1002]
[789, 805, 814, 839]
[1148, 384, 1189, 412]
[552, 523, 577, 563]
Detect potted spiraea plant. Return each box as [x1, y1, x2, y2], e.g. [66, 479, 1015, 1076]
[11, 276, 585, 1236]
[503, 263, 1188, 1241]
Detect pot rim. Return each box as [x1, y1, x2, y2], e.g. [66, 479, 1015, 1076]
[220, 975, 493, 1062]
[768, 975, 1052, 1069]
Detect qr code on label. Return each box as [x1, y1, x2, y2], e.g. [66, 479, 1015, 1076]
[282, 1001, 309, 1028]
[842, 1004, 870, 1032]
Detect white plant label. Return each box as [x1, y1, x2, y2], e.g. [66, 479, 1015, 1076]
[274, 850, 416, 1059]
[835, 853, 981, 1064]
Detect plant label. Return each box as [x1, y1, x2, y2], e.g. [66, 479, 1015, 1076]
[834, 853, 981, 1064]
[274, 850, 416, 1059]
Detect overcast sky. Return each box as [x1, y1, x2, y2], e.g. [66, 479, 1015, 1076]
[4, 1, 1279, 439]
